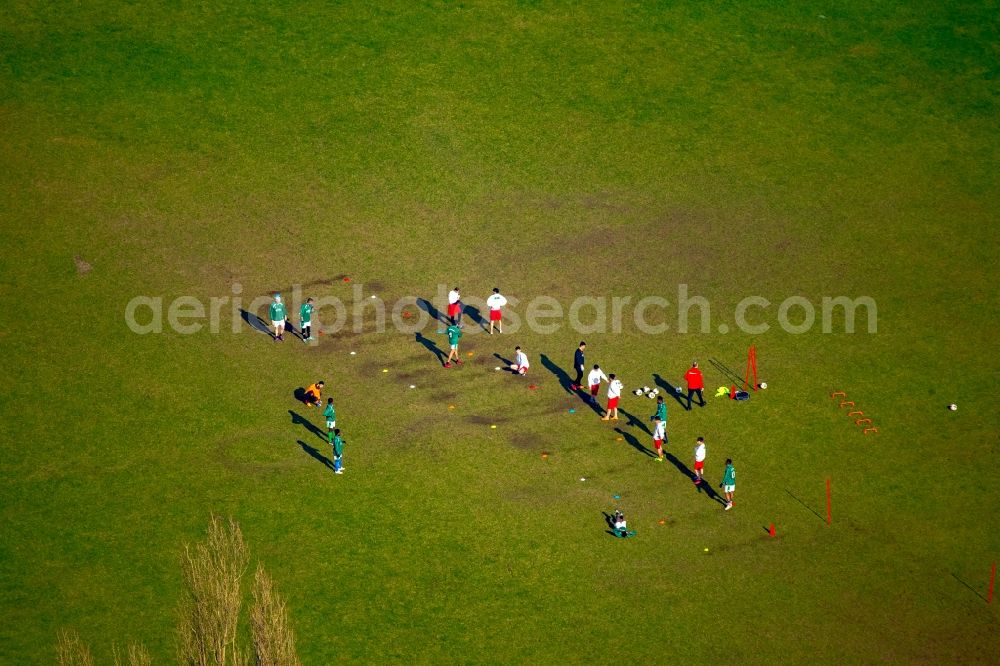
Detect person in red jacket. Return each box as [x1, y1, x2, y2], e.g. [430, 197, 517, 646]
[684, 361, 705, 410]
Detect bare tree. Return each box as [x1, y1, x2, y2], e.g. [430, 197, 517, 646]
[57, 629, 94, 666]
[250, 565, 301, 666]
[55, 516, 299, 665]
[113, 643, 153, 666]
[177, 515, 250, 666]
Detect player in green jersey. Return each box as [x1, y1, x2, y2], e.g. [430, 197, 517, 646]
[269, 293, 287, 342]
[721, 458, 736, 510]
[300, 297, 315, 343]
[444, 318, 463, 368]
[331, 429, 345, 475]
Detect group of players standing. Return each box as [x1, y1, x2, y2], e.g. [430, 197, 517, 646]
[268, 288, 736, 510]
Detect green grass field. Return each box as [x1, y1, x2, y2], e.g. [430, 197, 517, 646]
[1, 0, 998, 662]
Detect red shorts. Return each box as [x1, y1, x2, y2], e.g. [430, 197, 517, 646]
[694, 460, 704, 471]
[654, 439, 662, 448]
[590, 384, 600, 396]
[447, 303, 460, 317]
[607, 397, 619, 409]
[489, 309, 502, 321]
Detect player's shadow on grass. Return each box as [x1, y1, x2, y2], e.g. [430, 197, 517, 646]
[289, 410, 326, 441]
[493, 352, 516, 374]
[415, 332, 447, 366]
[240, 309, 272, 336]
[296, 440, 334, 470]
[416, 298, 445, 324]
[464, 305, 485, 329]
[664, 452, 726, 505]
[652, 374, 687, 409]
[285, 320, 304, 340]
[601, 511, 618, 537]
[618, 408, 652, 436]
[540, 354, 574, 392]
[614, 428, 655, 457]
[539, 354, 602, 413]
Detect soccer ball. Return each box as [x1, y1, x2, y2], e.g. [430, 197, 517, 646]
[651, 388, 659, 395]
[948, 403, 957, 411]
[759, 382, 768, 389]
[647, 392, 657, 399]
[642, 386, 651, 394]
[633, 389, 643, 396]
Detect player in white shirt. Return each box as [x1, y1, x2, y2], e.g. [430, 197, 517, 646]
[652, 416, 666, 462]
[587, 365, 608, 405]
[447, 287, 463, 327]
[600, 373, 623, 421]
[510, 346, 529, 375]
[693, 436, 706, 484]
[486, 287, 508, 334]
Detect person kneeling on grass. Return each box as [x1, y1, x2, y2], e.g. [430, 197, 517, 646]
[304, 380, 325, 407]
[510, 346, 529, 375]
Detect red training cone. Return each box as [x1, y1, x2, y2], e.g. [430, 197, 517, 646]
[768, 523, 776, 538]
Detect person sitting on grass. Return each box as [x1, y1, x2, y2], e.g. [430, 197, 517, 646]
[612, 510, 635, 538]
[304, 380, 325, 407]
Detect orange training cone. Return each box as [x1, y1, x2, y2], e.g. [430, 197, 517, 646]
[730, 384, 737, 399]
[768, 523, 776, 537]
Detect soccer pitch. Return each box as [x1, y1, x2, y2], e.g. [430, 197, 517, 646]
[1, 1, 998, 663]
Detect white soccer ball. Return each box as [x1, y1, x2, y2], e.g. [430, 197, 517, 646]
[494, 366, 501, 371]
[759, 382, 768, 389]
[633, 389, 643, 396]
[647, 392, 657, 399]
[651, 388, 659, 395]
[948, 403, 957, 411]
[675, 386, 683, 393]
[642, 386, 651, 394]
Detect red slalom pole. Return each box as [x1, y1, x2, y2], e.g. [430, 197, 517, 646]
[825, 478, 832, 525]
[989, 562, 996, 604]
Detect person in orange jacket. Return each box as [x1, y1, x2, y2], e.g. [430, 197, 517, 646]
[303, 380, 325, 407]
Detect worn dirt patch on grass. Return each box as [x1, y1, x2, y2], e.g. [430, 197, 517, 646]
[73, 255, 92, 275]
[507, 431, 540, 450]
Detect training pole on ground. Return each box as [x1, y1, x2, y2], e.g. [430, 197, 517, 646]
[744, 345, 758, 391]
[989, 562, 996, 604]
[825, 478, 832, 525]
